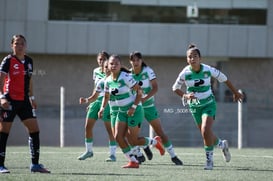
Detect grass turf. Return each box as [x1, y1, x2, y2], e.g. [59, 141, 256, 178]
[1, 146, 273, 181]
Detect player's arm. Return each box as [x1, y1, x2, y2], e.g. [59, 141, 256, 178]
[29, 77, 37, 109]
[224, 80, 244, 102]
[128, 83, 142, 116]
[142, 79, 158, 103]
[0, 72, 9, 109]
[98, 91, 109, 118]
[79, 89, 99, 104]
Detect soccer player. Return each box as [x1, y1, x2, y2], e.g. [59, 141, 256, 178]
[98, 55, 165, 168]
[0, 34, 50, 173]
[78, 52, 117, 162]
[172, 44, 244, 170]
[129, 51, 183, 165]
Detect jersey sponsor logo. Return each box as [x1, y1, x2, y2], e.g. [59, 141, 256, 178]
[13, 64, 19, 69]
[111, 88, 119, 95]
[194, 79, 205, 87]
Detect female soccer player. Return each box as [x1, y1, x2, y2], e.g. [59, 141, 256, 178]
[172, 44, 244, 170]
[0, 35, 50, 173]
[98, 55, 164, 168]
[129, 51, 183, 165]
[78, 52, 117, 162]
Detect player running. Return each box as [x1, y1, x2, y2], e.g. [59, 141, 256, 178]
[98, 54, 165, 168]
[129, 51, 183, 165]
[172, 44, 244, 170]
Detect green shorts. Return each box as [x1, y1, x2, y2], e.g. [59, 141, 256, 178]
[143, 106, 159, 122]
[86, 99, 110, 122]
[116, 104, 144, 127]
[110, 110, 118, 127]
[189, 99, 216, 125]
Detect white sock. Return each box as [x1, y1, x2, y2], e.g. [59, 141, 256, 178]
[85, 142, 93, 152]
[166, 145, 176, 158]
[124, 150, 138, 163]
[109, 145, 116, 156]
[218, 139, 224, 149]
[206, 151, 213, 161]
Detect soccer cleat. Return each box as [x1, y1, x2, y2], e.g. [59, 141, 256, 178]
[136, 155, 146, 164]
[30, 164, 50, 173]
[154, 136, 165, 155]
[105, 155, 116, 162]
[171, 156, 183, 165]
[204, 160, 213, 170]
[122, 161, 139, 168]
[78, 151, 93, 160]
[0, 166, 10, 174]
[221, 140, 231, 162]
[143, 146, 153, 160]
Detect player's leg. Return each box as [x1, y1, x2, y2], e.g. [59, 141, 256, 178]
[104, 121, 117, 161]
[23, 118, 50, 173]
[103, 105, 117, 162]
[78, 101, 100, 160]
[20, 100, 50, 173]
[78, 118, 96, 160]
[115, 119, 139, 168]
[0, 121, 12, 174]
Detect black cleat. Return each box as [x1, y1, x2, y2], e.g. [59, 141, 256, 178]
[143, 146, 153, 160]
[171, 156, 183, 165]
[136, 155, 146, 164]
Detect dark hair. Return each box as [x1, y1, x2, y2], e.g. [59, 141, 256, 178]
[129, 51, 147, 67]
[98, 51, 109, 60]
[109, 54, 131, 73]
[11, 34, 26, 44]
[188, 44, 201, 57]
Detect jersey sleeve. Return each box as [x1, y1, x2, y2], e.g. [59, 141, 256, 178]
[172, 69, 186, 91]
[104, 79, 110, 93]
[95, 79, 104, 93]
[146, 66, 156, 80]
[0, 56, 11, 74]
[124, 72, 137, 89]
[209, 66, 227, 83]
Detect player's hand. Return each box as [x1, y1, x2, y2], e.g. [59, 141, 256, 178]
[0, 98, 10, 110]
[127, 107, 135, 117]
[98, 108, 104, 118]
[183, 92, 196, 100]
[30, 99, 37, 109]
[79, 97, 85, 104]
[233, 91, 244, 102]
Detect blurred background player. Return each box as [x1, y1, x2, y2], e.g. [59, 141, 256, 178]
[78, 52, 117, 162]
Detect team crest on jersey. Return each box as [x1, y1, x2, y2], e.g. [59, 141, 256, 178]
[204, 73, 208, 78]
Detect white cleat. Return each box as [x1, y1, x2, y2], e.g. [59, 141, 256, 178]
[222, 140, 231, 162]
[204, 160, 213, 170]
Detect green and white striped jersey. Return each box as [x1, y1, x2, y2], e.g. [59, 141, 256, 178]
[93, 67, 105, 86]
[173, 64, 227, 101]
[104, 71, 137, 110]
[95, 78, 106, 98]
[131, 66, 156, 108]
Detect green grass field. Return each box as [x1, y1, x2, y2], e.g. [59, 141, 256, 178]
[1, 146, 273, 181]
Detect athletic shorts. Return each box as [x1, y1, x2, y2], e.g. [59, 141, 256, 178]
[189, 99, 216, 125]
[116, 104, 144, 127]
[86, 99, 110, 122]
[2, 99, 35, 122]
[143, 106, 159, 122]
